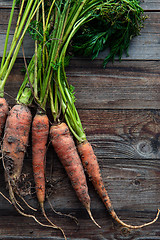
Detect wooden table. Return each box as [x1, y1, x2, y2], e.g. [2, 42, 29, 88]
[0, 1, 160, 239]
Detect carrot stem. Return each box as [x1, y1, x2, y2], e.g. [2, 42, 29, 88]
[0, 0, 16, 69]
[0, 0, 42, 97]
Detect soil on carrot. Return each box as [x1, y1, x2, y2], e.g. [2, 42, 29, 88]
[15, 172, 32, 196]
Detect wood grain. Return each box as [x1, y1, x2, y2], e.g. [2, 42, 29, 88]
[0, 213, 160, 240]
[66, 59, 160, 109]
[1, 0, 160, 10]
[78, 109, 160, 158]
[0, 8, 160, 59]
[2, 60, 160, 109]
[0, 8, 18, 31]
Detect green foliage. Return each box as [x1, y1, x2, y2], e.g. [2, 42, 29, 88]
[27, 1, 53, 47]
[51, 61, 61, 71]
[73, 0, 145, 67]
[64, 55, 71, 68]
[28, 20, 43, 42]
[68, 84, 76, 103]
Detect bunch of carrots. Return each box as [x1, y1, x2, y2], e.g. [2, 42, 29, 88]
[0, 0, 159, 239]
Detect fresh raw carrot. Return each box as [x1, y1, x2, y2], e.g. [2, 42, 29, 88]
[32, 113, 67, 240]
[78, 140, 160, 229]
[0, 98, 8, 137]
[2, 104, 32, 183]
[32, 111, 49, 206]
[50, 122, 100, 228]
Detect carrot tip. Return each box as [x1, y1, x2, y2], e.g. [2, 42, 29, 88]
[0, 191, 12, 205]
[40, 201, 44, 209]
[115, 208, 160, 229]
[87, 208, 101, 228]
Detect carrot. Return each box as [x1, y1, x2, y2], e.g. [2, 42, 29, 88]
[78, 140, 160, 229]
[32, 112, 49, 206]
[0, 98, 8, 137]
[2, 104, 32, 184]
[50, 122, 100, 228]
[32, 112, 67, 239]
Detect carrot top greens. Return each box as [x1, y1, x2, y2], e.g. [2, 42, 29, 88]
[0, 0, 42, 98]
[17, 0, 144, 141]
[73, 0, 145, 66]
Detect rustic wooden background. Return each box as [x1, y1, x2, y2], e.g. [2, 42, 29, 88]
[0, 0, 160, 239]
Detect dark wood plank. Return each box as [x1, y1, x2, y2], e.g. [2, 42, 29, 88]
[1, 0, 160, 11]
[0, 214, 159, 240]
[0, 9, 160, 59]
[142, 1, 160, 11]
[78, 109, 160, 159]
[0, 1, 14, 7]
[0, 7, 34, 57]
[0, 8, 18, 30]
[0, 33, 34, 58]
[66, 59, 160, 109]
[0, 213, 160, 240]
[3, 59, 160, 110]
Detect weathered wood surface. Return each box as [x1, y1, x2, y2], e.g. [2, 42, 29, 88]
[1, 0, 160, 10]
[0, 0, 160, 240]
[5, 60, 160, 109]
[67, 60, 160, 109]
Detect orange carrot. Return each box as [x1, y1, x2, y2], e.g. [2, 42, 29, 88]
[78, 140, 160, 229]
[0, 98, 8, 137]
[32, 113, 67, 240]
[50, 122, 100, 228]
[32, 112, 49, 207]
[2, 104, 32, 183]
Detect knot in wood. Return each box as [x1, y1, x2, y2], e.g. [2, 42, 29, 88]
[136, 140, 152, 157]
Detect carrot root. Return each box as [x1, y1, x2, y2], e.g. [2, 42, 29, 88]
[47, 196, 79, 225]
[8, 181, 66, 239]
[114, 209, 160, 229]
[0, 191, 12, 204]
[2, 104, 32, 183]
[78, 140, 159, 229]
[50, 122, 100, 228]
[16, 193, 37, 211]
[40, 202, 67, 240]
[86, 206, 101, 229]
[32, 114, 67, 239]
[32, 112, 49, 204]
